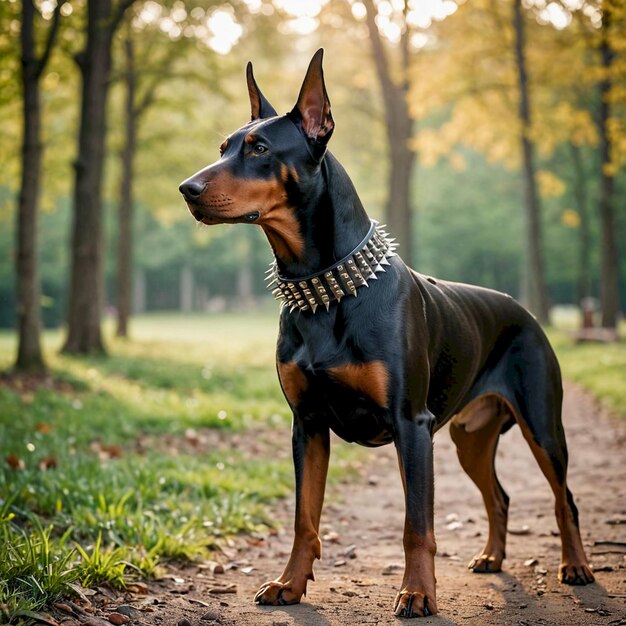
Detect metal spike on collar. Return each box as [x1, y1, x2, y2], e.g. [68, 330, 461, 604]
[267, 219, 397, 314]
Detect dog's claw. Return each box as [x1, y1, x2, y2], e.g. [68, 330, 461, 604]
[468, 553, 502, 573]
[254, 580, 301, 606]
[559, 563, 595, 586]
[393, 590, 436, 618]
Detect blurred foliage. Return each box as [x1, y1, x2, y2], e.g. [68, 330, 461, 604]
[0, 0, 625, 329]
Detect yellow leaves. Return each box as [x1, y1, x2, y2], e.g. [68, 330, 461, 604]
[561, 209, 581, 228]
[602, 161, 619, 177]
[533, 102, 597, 155]
[536, 169, 566, 198]
[449, 151, 467, 171]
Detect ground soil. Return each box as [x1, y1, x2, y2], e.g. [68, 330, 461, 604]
[55, 382, 626, 626]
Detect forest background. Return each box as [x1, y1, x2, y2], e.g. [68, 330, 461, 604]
[1, 0, 625, 366]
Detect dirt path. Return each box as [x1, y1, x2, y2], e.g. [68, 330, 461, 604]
[73, 383, 625, 626]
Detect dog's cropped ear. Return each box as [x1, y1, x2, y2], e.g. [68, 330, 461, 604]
[246, 62, 277, 121]
[290, 48, 334, 150]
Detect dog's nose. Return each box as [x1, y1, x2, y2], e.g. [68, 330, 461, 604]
[179, 180, 206, 199]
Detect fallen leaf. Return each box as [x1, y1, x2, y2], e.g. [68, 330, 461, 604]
[188, 598, 211, 607]
[67, 582, 96, 599]
[53, 603, 76, 616]
[126, 582, 149, 594]
[39, 457, 58, 471]
[14, 611, 59, 626]
[6, 454, 25, 470]
[108, 612, 129, 625]
[208, 584, 237, 594]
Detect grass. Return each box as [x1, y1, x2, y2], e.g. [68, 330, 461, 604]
[0, 312, 363, 621]
[548, 331, 626, 419]
[0, 310, 623, 620]
[547, 307, 626, 418]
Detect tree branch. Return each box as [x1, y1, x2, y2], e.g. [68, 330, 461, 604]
[36, 0, 67, 78]
[400, 0, 410, 91]
[110, 0, 136, 35]
[361, 0, 397, 112]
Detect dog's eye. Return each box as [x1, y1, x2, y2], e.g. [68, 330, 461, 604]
[253, 144, 268, 154]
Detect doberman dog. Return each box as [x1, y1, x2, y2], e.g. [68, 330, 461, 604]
[179, 50, 594, 618]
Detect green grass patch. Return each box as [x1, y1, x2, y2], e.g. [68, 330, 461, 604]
[548, 327, 626, 419]
[0, 312, 364, 619]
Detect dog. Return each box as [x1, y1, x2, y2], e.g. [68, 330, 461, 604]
[179, 49, 594, 618]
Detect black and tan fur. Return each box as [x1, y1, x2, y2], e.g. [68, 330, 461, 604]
[179, 50, 594, 618]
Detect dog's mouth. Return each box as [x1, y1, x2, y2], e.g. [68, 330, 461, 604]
[186, 201, 260, 225]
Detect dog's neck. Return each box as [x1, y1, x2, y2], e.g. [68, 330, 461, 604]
[264, 152, 398, 314]
[268, 151, 372, 278]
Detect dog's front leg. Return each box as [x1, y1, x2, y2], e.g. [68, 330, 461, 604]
[393, 411, 438, 618]
[255, 418, 330, 606]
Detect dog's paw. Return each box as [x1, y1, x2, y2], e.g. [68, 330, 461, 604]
[254, 580, 302, 606]
[393, 589, 437, 618]
[468, 553, 503, 573]
[559, 563, 595, 586]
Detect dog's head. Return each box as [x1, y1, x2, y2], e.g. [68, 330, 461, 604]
[179, 49, 334, 263]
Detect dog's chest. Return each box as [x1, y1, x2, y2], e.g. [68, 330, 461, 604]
[302, 365, 393, 445]
[278, 320, 394, 446]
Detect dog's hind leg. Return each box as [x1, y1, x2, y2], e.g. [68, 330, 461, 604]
[450, 395, 510, 573]
[501, 332, 594, 585]
[508, 399, 594, 584]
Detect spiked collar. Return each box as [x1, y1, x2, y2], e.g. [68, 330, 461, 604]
[266, 220, 398, 314]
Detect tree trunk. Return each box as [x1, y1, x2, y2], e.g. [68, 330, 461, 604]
[513, 0, 550, 324]
[132, 268, 146, 314]
[116, 35, 136, 338]
[63, 0, 132, 354]
[597, 6, 619, 329]
[362, 0, 416, 265]
[15, 0, 46, 373]
[569, 143, 592, 307]
[180, 264, 194, 313]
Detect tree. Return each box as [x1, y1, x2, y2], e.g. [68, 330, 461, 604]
[113, 2, 246, 334]
[597, 0, 620, 329]
[568, 142, 593, 306]
[512, 0, 549, 323]
[361, 0, 416, 264]
[62, 0, 135, 355]
[115, 29, 138, 338]
[15, 0, 66, 372]
[408, 0, 608, 316]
